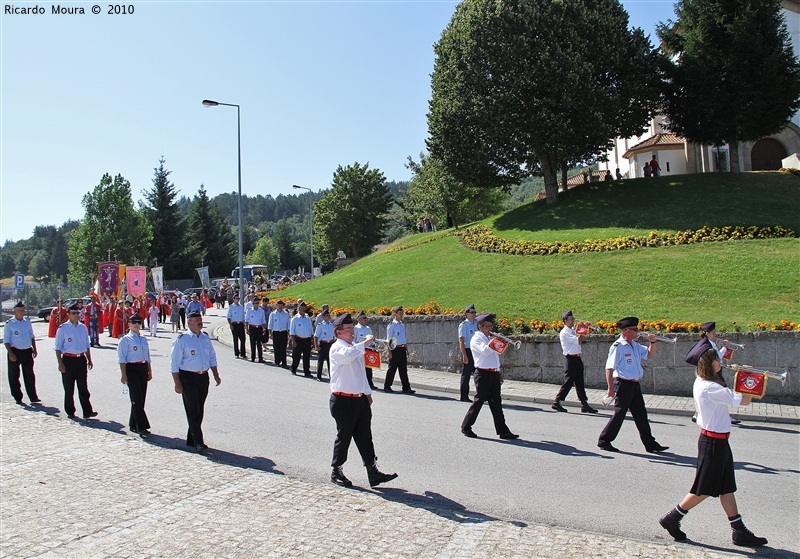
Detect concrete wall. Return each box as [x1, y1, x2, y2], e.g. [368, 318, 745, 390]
[369, 315, 800, 401]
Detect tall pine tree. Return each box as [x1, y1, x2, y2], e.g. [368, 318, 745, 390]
[184, 185, 236, 278]
[142, 158, 188, 278]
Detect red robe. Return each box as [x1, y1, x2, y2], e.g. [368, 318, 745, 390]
[138, 299, 149, 320]
[83, 302, 105, 332]
[200, 293, 213, 309]
[48, 307, 69, 338]
[112, 307, 127, 338]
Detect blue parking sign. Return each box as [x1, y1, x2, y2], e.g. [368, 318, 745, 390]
[14, 274, 25, 289]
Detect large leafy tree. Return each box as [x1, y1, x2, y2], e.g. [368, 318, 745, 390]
[313, 163, 392, 263]
[658, 0, 800, 172]
[141, 157, 188, 277]
[273, 218, 299, 271]
[246, 235, 280, 271]
[404, 153, 506, 229]
[68, 173, 152, 281]
[184, 185, 237, 278]
[428, 0, 661, 204]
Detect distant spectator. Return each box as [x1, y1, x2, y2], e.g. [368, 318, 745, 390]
[337, 249, 347, 260]
[650, 155, 661, 177]
[616, 168, 623, 180]
[604, 171, 613, 182]
[644, 162, 652, 178]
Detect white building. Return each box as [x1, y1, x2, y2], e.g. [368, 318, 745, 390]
[600, 0, 800, 178]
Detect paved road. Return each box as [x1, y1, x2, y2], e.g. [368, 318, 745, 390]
[3, 311, 798, 557]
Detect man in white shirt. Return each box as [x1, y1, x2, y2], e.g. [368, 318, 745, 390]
[328, 313, 398, 489]
[460, 313, 518, 440]
[552, 310, 597, 413]
[384, 306, 414, 394]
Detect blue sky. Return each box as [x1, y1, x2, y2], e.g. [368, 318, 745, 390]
[0, 0, 677, 243]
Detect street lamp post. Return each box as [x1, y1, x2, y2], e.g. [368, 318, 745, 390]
[202, 99, 244, 302]
[292, 184, 314, 277]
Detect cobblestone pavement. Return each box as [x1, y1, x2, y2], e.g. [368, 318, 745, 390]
[213, 324, 800, 425]
[1, 402, 770, 559]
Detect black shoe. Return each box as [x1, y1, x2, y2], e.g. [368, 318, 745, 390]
[730, 418, 741, 425]
[30, 400, 42, 405]
[367, 461, 398, 487]
[67, 414, 76, 419]
[83, 411, 99, 419]
[460, 397, 472, 402]
[551, 402, 568, 412]
[331, 466, 352, 488]
[461, 428, 478, 438]
[259, 359, 266, 363]
[14, 399, 23, 405]
[581, 404, 598, 414]
[402, 388, 416, 394]
[384, 387, 394, 393]
[597, 441, 619, 452]
[251, 358, 255, 362]
[647, 443, 670, 453]
[659, 509, 687, 541]
[234, 354, 239, 359]
[139, 429, 151, 439]
[196, 444, 209, 453]
[691, 415, 697, 423]
[291, 370, 297, 375]
[304, 373, 312, 378]
[732, 526, 768, 547]
[499, 432, 519, 440]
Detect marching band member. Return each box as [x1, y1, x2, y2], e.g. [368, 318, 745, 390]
[313, 309, 335, 381]
[457, 304, 478, 402]
[290, 302, 314, 376]
[694, 322, 741, 425]
[118, 315, 152, 437]
[460, 313, 518, 440]
[597, 316, 668, 453]
[55, 303, 96, 419]
[354, 311, 376, 390]
[328, 313, 397, 488]
[659, 342, 766, 547]
[552, 310, 597, 413]
[383, 306, 414, 394]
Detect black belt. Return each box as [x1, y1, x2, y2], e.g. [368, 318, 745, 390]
[616, 377, 639, 383]
[231, 321, 243, 324]
[127, 361, 148, 365]
[179, 369, 208, 375]
[295, 336, 311, 340]
[477, 367, 498, 372]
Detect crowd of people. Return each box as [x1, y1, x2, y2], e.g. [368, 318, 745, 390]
[3, 294, 769, 548]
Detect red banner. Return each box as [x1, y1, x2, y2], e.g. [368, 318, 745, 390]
[734, 370, 767, 398]
[364, 349, 381, 369]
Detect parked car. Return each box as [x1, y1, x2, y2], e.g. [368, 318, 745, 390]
[38, 296, 92, 321]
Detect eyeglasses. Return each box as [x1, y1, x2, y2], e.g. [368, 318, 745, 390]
[624, 327, 638, 332]
[68, 311, 79, 315]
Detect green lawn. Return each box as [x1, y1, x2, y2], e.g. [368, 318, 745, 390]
[277, 172, 799, 328]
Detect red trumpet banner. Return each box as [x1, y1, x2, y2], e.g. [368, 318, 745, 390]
[488, 338, 508, 354]
[734, 370, 767, 398]
[364, 349, 381, 368]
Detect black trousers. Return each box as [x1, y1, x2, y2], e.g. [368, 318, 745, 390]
[460, 348, 474, 399]
[272, 331, 288, 366]
[231, 323, 246, 358]
[384, 347, 410, 391]
[62, 355, 93, 417]
[554, 355, 588, 403]
[462, 368, 511, 435]
[248, 326, 263, 361]
[291, 337, 312, 374]
[317, 342, 332, 378]
[365, 367, 375, 389]
[126, 362, 150, 431]
[179, 308, 186, 329]
[598, 379, 656, 448]
[7, 348, 38, 402]
[330, 394, 375, 467]
[179, 370, 209, 446]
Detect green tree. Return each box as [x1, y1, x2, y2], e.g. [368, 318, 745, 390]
[141, 157, 189, 278]
[273, 218, 298, 271]
[49, 228, 70, 280]
[246, 235, 280, 271]
[404, 153, 506, 229]
[313, 163, 392, 264]
[29, 251, 50, 281]
[68, 173, 153, 281]
[184, 185, 237, 277]
[658, 0, 800, 172]
[428, 0, 661, 204]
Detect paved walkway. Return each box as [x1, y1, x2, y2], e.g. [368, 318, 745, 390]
[1, 401, 771, 559]
[214, 324, 800, 425]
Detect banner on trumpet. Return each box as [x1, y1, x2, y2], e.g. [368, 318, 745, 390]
[488, 337, 510, 354]
[364, 349, 381, 369]
[728, 364, 788, 399]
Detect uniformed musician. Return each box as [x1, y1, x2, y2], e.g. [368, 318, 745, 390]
[268, 300, 290, 368]
[290, 302, 314, 376]
[313, 309, 335, 381]
[245, 297, 267, 363]
[170, 310, 221, 453]
[460, 313, 518, 440]
[659, 342, 766, 547]
[552, 310, 597, 413]
[55, 303, 97, 419]
[118, 315, 152, 437]
[354, 311, 376, 390]
[597, 316, 668, 453]
[4, 301, 41, 405]
[328, 313, 398, 488]
[383, 306, 414, 394]
[226, 294, 247, 360]
[457, 304, 478, 402]
[695, 321, 740, 425]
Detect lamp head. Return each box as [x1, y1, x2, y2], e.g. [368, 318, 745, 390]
[202, 99, 219, 107]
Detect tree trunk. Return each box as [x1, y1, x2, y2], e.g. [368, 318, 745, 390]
[540, 155, 559, 204]
[561, 166, 567, 193]
[729, 141, 741, 173]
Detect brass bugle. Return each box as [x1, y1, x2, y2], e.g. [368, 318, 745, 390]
[724, 340, 746, 351]
[573, 320, 601, 334]
[637, 331, 677, 344]
[371, 336, 397, 351]
[726, 364, 788, 385]
[490, 332, 522, 350]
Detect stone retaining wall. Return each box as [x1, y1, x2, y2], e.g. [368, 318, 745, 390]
[366, 315, 799, 399]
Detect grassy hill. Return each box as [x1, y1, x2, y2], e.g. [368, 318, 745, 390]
[276, 172, 800, 328]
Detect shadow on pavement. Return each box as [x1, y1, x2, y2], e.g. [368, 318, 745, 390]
[367, 487, 525, 526]
[485, 436, 615, 459]
[736, 460, 800, 476]
[681, 539, 800, 559]
[737, 423, 800, 435]
[77, 417, 126, 433]
[26, 403, 62, 416]
[622, 451, 696, 467]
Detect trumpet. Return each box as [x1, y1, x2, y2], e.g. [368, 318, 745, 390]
[725, 364, 788, 385]
[638, 331, 677, 344]
[725, 364, 788, 399]
[490, 332, 522, 351]
[724, 340, 746, 351]
[371, 336, 398, 352]
[573, 320, 601, 335]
